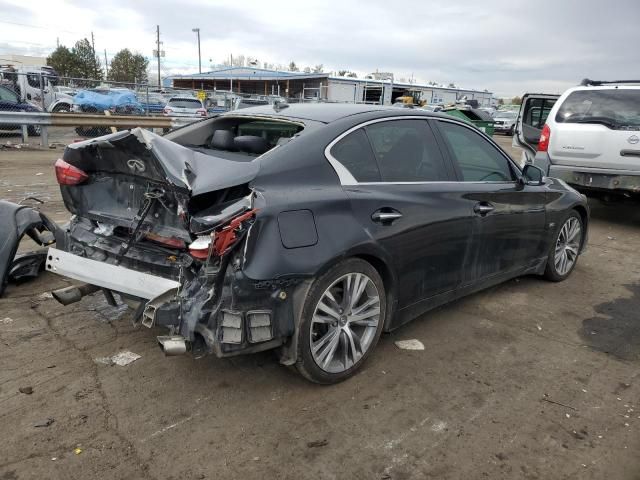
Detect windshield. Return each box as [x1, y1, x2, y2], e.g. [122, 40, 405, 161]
[493, 111, 516, 119]
[556, 89, 640, 129]
[168, 98, 202, 108]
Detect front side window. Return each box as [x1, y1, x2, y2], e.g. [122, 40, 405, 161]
[0, 87, 18, 103]
[330, 128, 381, 182]
[364, 119, 447, 182]
[437, 121, 515, 182]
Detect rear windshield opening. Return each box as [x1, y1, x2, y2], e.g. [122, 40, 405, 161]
[168, 98, 203, 108]
[556, 89, 640, 129]
[205, 118, 304, 157]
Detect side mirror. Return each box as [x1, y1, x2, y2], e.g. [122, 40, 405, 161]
[522, 164, 545, 185]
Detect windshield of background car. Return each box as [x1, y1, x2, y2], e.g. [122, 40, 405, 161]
[168, 98, 203, 108]
[555, 89, 640, 129]
[495, 111, 516, 119]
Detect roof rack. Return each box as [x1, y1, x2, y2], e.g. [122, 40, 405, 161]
[581, 78, 640, 86]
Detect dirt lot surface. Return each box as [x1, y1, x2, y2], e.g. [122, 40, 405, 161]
[1, 138, 640, 480]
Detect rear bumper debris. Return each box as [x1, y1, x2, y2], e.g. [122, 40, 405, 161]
[46, 247, 180, 299]
[0, 200, 60, 297]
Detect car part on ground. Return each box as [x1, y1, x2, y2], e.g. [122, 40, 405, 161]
[0, 200, 58, 296]
[13, 103, 589, 383]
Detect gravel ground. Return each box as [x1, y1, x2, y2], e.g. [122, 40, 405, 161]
[1, 137, 639, 480]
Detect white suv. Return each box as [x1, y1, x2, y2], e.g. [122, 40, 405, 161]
[514, 80, 640, 199]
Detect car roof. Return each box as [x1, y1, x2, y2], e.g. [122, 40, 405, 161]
[226, 103, 435, 123]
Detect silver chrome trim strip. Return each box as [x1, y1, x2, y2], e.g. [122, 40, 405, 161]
[46, 247, 180, 299]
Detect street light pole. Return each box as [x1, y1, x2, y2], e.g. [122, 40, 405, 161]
[192, 28, 201, 74]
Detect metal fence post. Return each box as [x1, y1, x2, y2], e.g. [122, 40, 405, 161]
[41, 126, 49, 148]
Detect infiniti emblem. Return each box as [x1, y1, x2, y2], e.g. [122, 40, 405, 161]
[127, 158, 146, 172]
[628, 135, 639, 145]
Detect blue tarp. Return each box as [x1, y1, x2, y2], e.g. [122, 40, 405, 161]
[73, 89, 141, 110]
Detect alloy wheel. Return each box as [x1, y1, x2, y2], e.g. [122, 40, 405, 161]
[554, 217, 581, 276]
[310, 272, 381, 373]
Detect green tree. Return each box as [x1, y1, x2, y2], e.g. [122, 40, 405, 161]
[313, 64, 323, 73]
[46, 46, 79, 77]
[108, 49, 149, 83]
[511, 96, 522, 105]
[346, 72, 357, 78]
[72, 38, 102, 80]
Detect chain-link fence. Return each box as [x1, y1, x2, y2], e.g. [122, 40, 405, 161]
[0, 70, 311, 145]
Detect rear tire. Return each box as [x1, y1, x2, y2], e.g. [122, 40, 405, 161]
[543, 211, 584, 282]
[295, 258, 386, 384]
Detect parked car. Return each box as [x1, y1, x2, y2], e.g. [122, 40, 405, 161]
[492, 110, 518, 135]
[139, 93, 168, 114]
[514, 79, 640, 199]
[163, 96, 207, 118]
[0, 84, 42, 136]
[8, 104, 589, 383]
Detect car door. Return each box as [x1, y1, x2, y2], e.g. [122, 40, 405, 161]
[327, 117, 473, 314]
[432, 119, 549, 285]
[514, 94, 559, 163]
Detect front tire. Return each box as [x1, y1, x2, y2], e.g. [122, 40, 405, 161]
[544, 211, 583, 281]
[296, 258, 386, 384]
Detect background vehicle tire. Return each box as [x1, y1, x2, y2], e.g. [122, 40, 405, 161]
[296, 258, 386, 384]
[27, 125, 41, 137]
[544, 211, 584, 282]
[508, 125, 514, 136]
[52, 104, 70, 113]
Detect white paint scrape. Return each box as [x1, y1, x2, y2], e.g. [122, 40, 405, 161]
[394, 339, 425, 350]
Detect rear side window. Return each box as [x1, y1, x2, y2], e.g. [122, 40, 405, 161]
[168, 98, 203, 108]
[556, 89, 640, 128]
[437, 121, 515, 182]
[364, 120, 447, 182]
[523, 98, 556, 128]
[330, 129, 381, 182]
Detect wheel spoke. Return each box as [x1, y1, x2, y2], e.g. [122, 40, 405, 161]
[351, 296, 379, 316]
[312, 326, 338, 355]
[317, 299, 341, 320]
[349, 307, 380, 324]
[344, 327, 362, 365]
[312, 314, 334, 325]
[350, 274, 368, 311]
[315, 328, 341, 368]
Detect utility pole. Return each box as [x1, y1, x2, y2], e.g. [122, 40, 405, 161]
[192, 28, 201, 74]
[91, 31, 97, 79]
[104, 49, 108, 78]
[156, 25, 161, 89]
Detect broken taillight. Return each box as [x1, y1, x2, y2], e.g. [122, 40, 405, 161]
[54, 158, 88, 185]
[188, 234, 213, 259]
[188, 209, 257, 260]
[145, 232, 186, 249]
[537, 124, 551, 152]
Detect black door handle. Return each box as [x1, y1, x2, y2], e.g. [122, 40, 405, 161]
[371, 208, 402, 224]
[473, 202, 495, 216]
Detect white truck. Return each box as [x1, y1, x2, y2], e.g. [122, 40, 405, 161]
[0, 64, 74, 112]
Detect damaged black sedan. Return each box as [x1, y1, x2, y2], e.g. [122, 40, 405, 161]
[13, 104, 589, 383]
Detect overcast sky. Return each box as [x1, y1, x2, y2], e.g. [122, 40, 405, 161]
[1, 0, 638, 97]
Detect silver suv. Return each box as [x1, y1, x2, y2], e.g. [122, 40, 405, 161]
[514, 80, 640, 199]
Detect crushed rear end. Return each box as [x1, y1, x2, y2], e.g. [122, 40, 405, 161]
[46, 128, 289, 358]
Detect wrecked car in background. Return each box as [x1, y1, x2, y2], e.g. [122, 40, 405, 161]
[2, 104, 590, 383]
